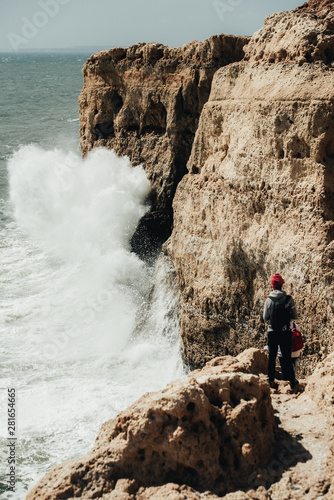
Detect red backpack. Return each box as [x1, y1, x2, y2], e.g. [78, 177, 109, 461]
[291, 323, 303, 352]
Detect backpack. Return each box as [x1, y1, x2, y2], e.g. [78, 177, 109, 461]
[270, 295, 292, 332]
[291, 323, 303, 352]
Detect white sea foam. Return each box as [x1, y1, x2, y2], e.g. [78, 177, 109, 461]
[7, 146, 152, 359]
[9, 146, 150, 261]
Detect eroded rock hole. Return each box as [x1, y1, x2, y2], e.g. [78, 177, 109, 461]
[325, 47, 334, 64]
[141, 101, 167, 135]
[127, 124, 140, 133]
[230, 393, 240, 408]
[186, 402, 196, 412]
[209, 397, 222, 408]
[112, 94, 123, 115]
[165, 466, 199, 486]
[95, 120, 115, 139]
[305, 50, 312, 63]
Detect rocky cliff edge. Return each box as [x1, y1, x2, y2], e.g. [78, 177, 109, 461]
[79, 1, 334, 373]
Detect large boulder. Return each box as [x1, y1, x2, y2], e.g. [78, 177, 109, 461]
[27, 349, 274, 499]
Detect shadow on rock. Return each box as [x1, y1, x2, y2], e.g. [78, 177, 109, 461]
[247, 422, 312, 491]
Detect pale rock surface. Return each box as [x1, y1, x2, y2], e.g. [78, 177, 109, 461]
[27, 349, 275, 499]
[114, 481, 218, 499]
[244, 0, 334, 64]
[166, 0, 334, 371]
[79, 36, 248, 255]
[223, 373, 333, 499]
[265, 388, 331, 499]
[306, 351, 334, 497]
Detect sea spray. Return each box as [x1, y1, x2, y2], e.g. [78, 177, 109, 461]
[0, 143, 184, 496]
[8, 146, 150, 261]
[8, 146, 151, 360]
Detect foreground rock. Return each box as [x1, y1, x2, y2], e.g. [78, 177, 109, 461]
[79, 35, 248, 256]
[306, 352, 334, 497]
[27, 349, 275, 499]
[166, 0, 334, 370]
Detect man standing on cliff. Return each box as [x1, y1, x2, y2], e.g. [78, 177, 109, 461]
[263, 274, 298, 389]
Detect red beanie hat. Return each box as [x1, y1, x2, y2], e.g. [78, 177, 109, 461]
[271, 273, 285, 288]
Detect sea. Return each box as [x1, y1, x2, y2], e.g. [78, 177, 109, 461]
[0, 53, 184, 498]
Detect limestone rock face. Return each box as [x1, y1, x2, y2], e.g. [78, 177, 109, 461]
[244, 0, 334, 64]
[79, 36, 249, 255]
[166, 0, 334, 370]
[27, 349, 275, 499]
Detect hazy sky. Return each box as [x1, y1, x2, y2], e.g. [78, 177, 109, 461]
[1, 0, 303, 52]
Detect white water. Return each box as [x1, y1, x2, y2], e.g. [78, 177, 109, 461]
[0, 145, 183, 497]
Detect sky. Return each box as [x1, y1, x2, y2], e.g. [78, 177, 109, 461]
[0, 0, 303, 53]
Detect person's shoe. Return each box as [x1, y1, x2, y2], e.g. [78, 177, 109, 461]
[290, 379, 299, 388]
[267, 379, 278, 389]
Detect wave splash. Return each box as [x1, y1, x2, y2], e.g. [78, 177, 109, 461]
[7, 146, 152, 360]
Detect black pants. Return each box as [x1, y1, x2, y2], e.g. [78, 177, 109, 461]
[268, 330, 295, 383]
[279, 356, 297, 380]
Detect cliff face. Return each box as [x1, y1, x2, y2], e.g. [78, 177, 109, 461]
[166, 0, 334, 370]
[79, 36, 249, 256]
[78, 1, 334, 371]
